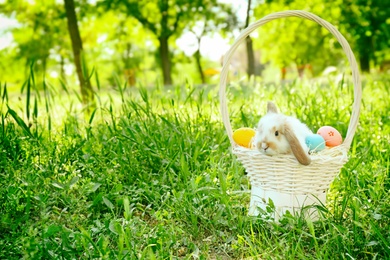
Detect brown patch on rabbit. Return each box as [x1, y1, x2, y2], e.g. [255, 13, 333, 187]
[284, 123, 311, 165]
[267, 141, 279, 152]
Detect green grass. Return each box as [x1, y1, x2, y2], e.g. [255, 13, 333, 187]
[0, 74, 389, 259]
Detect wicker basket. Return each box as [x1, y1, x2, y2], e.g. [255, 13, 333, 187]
[219, 10, 362, 220]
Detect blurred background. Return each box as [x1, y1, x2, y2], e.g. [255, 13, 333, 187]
[0, 0, 389, 90]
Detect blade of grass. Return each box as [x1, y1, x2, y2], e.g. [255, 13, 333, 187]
[33, 95, 38, 120]
[113, 73, 125, 103]
[20, 77, 28, 94]
[59, 78, 70, 95]
[26, 77, 31, 121]
[81, 52, 95, 83]
[1, 82, 8, 105]
[139, 86, 149, 104]
[1, 83, 7, 116]
[29, 61, 36, 86]
[88, 107, 97, 125]
[7, 106, 33, 138]
[43, 80, 52, 135]
[72, 89, 82, 103]
[33, 96, 39, 138]
[370, 220, 390, 251]
[95, 69, 101, 91]
[184, 86, 197, 105]
[1, 113, 5, 136]
[109, 103, 117, 132]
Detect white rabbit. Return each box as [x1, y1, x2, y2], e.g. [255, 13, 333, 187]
[254, 101, 312, 165]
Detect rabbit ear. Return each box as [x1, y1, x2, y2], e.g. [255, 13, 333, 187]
[284, 123, 311, 165]
[267, 101, 278, 114]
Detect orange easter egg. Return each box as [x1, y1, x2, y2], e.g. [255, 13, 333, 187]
[233, 128, 256, 148]
[317, 126, 343, 147]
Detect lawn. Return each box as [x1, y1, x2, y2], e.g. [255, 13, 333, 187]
[0, 74, 389, 259]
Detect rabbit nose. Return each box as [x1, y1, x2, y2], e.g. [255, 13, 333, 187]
[261, 143, 269, 150]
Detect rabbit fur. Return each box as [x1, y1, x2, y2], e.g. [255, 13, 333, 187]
[254, 101, 312, 165]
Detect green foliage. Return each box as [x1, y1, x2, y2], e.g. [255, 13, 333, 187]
[100, 0, 236, 85]
[1, 0, 389, 88]
[253, 0, 390, 74]
[0, 0, 70, 84]
[253, 0, 345, 74]
[339, 0, 390, 71]
[1, 72, 390, 258]
[0, 3, 389, 258]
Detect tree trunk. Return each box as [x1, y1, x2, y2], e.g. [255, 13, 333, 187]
[158, 36, 172, 85]
[358, 35, 372, 72]
[359, 52, 370, 72]
[281, 67, 287, 80]
[64, 0, 94, 106]
[194, 49, 206, 84]
[296, 64, 305, 78]
[246, 36, 255, 78]
[194, 37, 205, 84]
[244, 0, 255, 79]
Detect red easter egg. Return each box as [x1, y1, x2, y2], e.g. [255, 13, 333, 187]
[317, 126, 343, 147]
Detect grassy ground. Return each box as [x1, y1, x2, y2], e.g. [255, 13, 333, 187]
[0, 74, 389, 259]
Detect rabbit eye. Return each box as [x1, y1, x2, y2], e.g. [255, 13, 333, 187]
[275, 131, 279, 136]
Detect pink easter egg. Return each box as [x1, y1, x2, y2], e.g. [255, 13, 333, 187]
[317, 126, 343, 147]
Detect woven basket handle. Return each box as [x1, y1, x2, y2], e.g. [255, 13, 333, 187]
[219, 10, 362, 150]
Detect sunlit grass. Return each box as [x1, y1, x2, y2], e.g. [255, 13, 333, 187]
[0, 73, 389, 259]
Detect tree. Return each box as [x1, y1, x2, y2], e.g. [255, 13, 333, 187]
[0, 1, 71, 83]
[185, 3, 236, 84]
[253, 0, 345, 78]
[106, 14, 149, 86]
[64, 0, 94, 107]
[339, 0, 390, 72]
[102, 0, 228, 85]
[191, 28, 207, 84]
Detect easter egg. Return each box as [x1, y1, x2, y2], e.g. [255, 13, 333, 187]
[305, 134, 326, 152]
[232, 128, 256, 148]
[317, 126, 343, 147]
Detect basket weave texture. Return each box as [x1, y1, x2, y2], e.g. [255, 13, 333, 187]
[219, 10, 362, 217]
